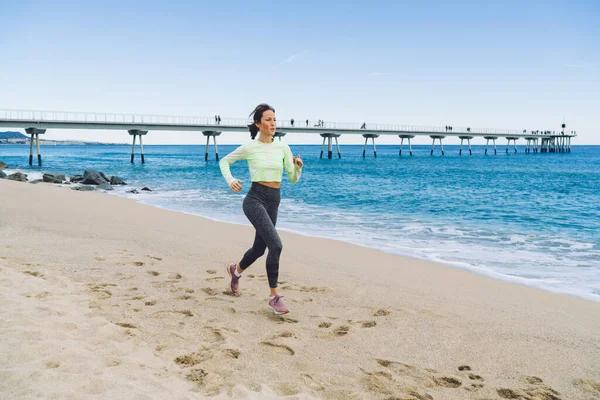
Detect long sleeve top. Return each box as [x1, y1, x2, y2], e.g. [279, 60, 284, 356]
[219, 140, 302, 186]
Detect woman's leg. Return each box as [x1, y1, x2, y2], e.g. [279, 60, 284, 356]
[241, 196, 282, 289]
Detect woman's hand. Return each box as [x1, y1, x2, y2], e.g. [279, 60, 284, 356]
[229, 179, 243, 192]
[293, 154, 303, 168]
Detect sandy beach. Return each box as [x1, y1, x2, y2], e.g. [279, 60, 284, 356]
[0, 178, 598, 400]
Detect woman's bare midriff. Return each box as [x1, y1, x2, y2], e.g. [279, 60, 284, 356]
[257, 181, 281, 189]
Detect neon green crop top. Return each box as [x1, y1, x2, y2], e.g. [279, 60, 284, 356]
[219, 140, 302, 186]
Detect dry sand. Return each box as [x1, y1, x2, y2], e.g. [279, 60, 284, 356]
[0, 178, 599, 400]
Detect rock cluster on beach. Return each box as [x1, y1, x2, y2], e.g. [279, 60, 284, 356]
[0, 164, 147, 192]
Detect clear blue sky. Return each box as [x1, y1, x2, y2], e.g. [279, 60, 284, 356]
[1, 0, 598, 144]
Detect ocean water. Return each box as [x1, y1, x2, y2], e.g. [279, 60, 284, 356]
[2, 143, 599, 301]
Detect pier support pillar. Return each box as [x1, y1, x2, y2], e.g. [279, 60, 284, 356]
[202, 131, 222, 161]
[128, 129, 148, 163]
[398, 135, 414, 156]
[429, 135, 446, 155]
[274, 131, 287, 142]
[484, 136, 498, 155]
[25, 128, 46, 166]
[319, 133, 341, 159]
[459, 136, 473, 156]
[362, 134, 379, 157]
[505, 137, 518, 154]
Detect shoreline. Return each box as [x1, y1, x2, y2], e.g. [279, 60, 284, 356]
[120, 192, 599, 303]
[1, 178, 599, 399]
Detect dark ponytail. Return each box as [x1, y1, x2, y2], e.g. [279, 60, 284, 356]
[248, 103, 275, 139]
[248, 124, 259, 140]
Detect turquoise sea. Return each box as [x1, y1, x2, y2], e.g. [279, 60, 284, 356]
[2, 144, 599, 301]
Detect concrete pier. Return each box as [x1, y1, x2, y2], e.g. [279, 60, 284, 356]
[128, 129, 148, 163]
[362, 134, 379, 157]
[458, 136, 473, 156]
[525, 138, 539, 153]
[202, 131, 221, 161]
[0, 109, 577, 163]
[430, 135, 445, 155]
[25, 127, 45, 166]
[506, 137, 519, 153]
[320, 134, 341, 159]
[398, 135, 414, 156]
[484, 136, 498, 155]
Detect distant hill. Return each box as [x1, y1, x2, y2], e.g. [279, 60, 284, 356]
[0, 131, 125, 145]
[0, 131, 28, 140]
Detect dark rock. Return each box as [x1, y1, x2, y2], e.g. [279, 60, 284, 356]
[110, 176, 127, 185]
[0, 161, 7, 168]
[8, 172, 28, 182]
[0, 170, 6, 179]
[30, 179, 44, 184]
[71, 185, 95, 191]
[98, 183, 113, 191]
[70, 175, 83, 182]
[43, 173, 66, 183]
[126, 189, 139, 194]
[141, 187, 152, 191]
[81, 170, 109, 185]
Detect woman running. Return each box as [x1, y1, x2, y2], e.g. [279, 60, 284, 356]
[219, 103, 303, 314]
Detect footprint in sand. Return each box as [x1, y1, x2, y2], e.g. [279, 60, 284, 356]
[270, 331, 295, 339]
[263, 311, 299, 324]
[145, 299, 157, 306]
[458, 365, 471, 371]
[168, 272, 182, 280]
[260, 341, 295, 355]
[206, 269, 217, 274]
[23, 270, 42, 278]
[202, 287, 219, 296]
[372, 309, 391, 317]
[148, 271, 160, 276]
[95, 257, 106, 262]
[224, 349, 241, 359]
[130, 261, 145, 267]
[88, 285, 113, 299]
[174, 351, 212, 367]
[318, 322, 332, 328]
[116, 322, 137, 329]
[281, 284, 330, 293]
[333, 325, 350, 336]
[434, 376, 462, 388]
[177, 295, 194, 300]
[468, 373, 484, 381]
[205, 276, 224, 281]
[361, 321, 377, 328]
[465, 383, 484, 392]
[147, 256, 162, 261]
[45, 361, 60, 369]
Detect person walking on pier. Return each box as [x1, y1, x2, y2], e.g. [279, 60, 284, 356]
[290, 118, 294, 127]
[219, 103, 303, 314]
[306, 119, 309, 127]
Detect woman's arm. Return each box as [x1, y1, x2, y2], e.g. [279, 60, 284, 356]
[283, 144, 302, 184]
[219, 144, 247, 186]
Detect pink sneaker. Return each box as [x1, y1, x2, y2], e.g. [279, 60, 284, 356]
[227, 263, 240, 294]
[268, 295, 289, 315]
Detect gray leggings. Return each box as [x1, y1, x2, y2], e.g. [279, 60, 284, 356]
[239, 183, 282, 288]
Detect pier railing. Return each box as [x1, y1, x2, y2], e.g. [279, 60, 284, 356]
[0, 108, 575, 137]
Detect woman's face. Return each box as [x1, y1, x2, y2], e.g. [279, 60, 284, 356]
[256, 110, 276, 135]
